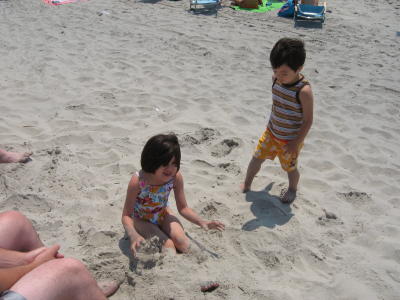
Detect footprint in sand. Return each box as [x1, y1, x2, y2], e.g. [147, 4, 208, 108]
[0, 194, 52, 214]
[337, 190, 372, 207]
[211, 139, 240, 158]
[198, 201, 230, 220]
[134, 237, 164, 271]
[87, 230, 118, 247]
[218, 162, 241, 175]
[65, 104, 86, 111]
[253, 249, 284, 269]
[180, 127, 220, 146]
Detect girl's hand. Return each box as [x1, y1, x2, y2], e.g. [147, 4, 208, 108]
[130, 236, 145, 257]
[201, 220, 225, 231]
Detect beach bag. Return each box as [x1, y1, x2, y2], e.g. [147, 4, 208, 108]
[277, 0, 295, 17]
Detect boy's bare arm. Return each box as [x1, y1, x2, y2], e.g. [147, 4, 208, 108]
[298, 85, 314, 140]
[285, 85, 314, 153]
[296, 85, 314, 143]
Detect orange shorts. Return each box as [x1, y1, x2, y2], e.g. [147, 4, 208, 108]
[254, 129, 303, 172]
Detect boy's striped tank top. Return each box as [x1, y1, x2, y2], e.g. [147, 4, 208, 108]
[267, 75, 309, 141]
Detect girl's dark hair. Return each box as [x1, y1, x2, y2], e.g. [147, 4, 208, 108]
[141, 133, 181, 173]
[270, 38, 306, 71]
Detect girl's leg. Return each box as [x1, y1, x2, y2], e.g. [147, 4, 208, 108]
[0, 211, 44, 251]
[133, 217, 176, 252]
[160, 212, 189, 253]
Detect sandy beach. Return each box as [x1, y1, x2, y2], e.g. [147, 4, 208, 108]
[1, 0, 400, 299]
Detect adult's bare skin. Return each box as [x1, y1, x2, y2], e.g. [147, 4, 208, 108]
[0, 211, 120, 300]
[0, 149, 32, 163]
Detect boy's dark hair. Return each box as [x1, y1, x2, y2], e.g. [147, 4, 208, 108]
[270, 38, 306, 71]
[141, 133, 181, 173]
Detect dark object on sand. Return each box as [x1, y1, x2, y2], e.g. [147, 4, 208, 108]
[323, 209, 337, 219]
[201, 281, 219, 293]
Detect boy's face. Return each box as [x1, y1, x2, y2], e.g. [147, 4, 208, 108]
[273, 64, 303, 85]
[154, 157, 178, 183]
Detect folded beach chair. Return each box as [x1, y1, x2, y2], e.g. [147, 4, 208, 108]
[189, 0, 221, 11]
[294, 0, 326, 23]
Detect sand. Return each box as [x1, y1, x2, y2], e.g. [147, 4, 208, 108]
[1, 0, 400, 299]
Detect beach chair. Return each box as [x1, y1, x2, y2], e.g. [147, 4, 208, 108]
[189, 0, 221, 11]
[294, 0, 326, 23]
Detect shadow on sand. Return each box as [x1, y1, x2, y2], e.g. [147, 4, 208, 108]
[119, 236, 138, 272]
[242, 182, 293, 231]
[138, 0, 163, 4]
[294, 19, 324, 29]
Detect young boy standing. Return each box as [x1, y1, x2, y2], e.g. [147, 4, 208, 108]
[242, 38, 314, 204]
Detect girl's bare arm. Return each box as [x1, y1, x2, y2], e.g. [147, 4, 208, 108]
[121, 175, 142, 241]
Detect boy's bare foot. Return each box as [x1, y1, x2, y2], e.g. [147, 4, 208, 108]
[97, 280, 120, 297]
[240, 183, 250, 193]
[280, 188, 297, 204]
[0, 150, 32, 163]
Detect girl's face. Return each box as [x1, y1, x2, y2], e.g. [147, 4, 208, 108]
[273, 64, 302, 85]
[154, 157, 178, 183]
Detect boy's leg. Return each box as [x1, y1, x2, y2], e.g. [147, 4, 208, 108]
[10, 258, 115, 300]
[133, 217, 176, 252]
[242, 129, 277, 192]
[0, 211, 44, 251]
[160, 212, 189, 253]
[281, 168, 300, 204]
[278, 141, 302, 203]
[242, 156, 264, 192]
[0, 149, 32, 164]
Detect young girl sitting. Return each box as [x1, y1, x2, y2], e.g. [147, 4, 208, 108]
[121, 134, 225, 256]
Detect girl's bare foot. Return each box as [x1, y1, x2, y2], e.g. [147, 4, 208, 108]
[97, 280, 120, 297]
[0, 150, 32, 163]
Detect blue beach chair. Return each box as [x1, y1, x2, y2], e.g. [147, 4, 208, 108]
[294, 0, 326, 23]
[190, 0, 221, 11]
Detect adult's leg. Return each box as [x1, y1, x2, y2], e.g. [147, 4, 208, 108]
[0, 149, 32, 164]
[0, 211, 43, 251]
[242, 156, 264, 192]
[160, 212, 189, 253]
[133, 217, 176, 252]
[10, 258, 113, 300]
